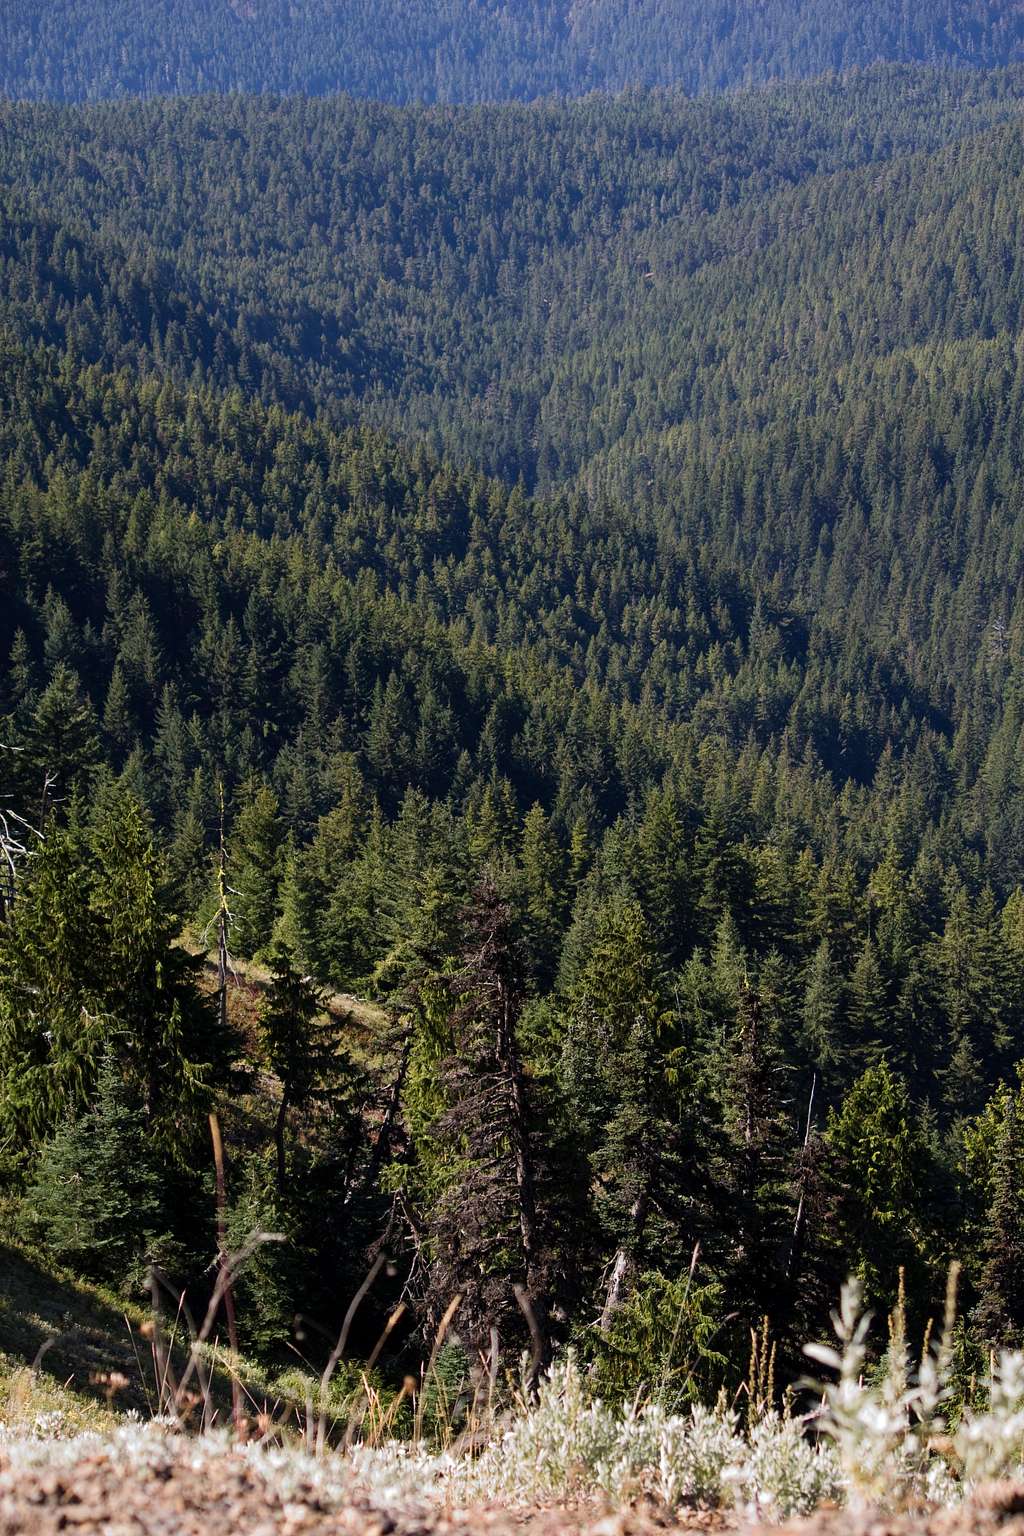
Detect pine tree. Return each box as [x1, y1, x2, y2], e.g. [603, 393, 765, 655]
[5, 629, 37, 717]
[230, 778, 286, 959]
[973, 1095, 1024, 1347]
[801, 939, 844, 1083]
[88, 791, 234, 1151]
[634, 785, 695, 967]
[0, 818, 104, 1158]
[722, 978, 795, 1323]
[825, 1062, 933, 1313]
[102, 661, 135, 767]
[563, 899, 714, 1333]
[258, 943, 353, 1194]
[167, 772, 211, 921]
[23, 1052, 163, 1282]
[23, 664, 100, 820]
[519, 802, 566, 988]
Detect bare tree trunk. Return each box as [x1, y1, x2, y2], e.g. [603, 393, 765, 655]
[209, 1111, 244, 1432]
[787, 1072, 817, 1286]
[599, 1187, 649, 1333]
[274, 1090, 289, 1195]
[495, 971, 539, 1293]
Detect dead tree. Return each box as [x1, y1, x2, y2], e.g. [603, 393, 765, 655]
[0, 745, 41, 921]
[425, 877, 546, 1366]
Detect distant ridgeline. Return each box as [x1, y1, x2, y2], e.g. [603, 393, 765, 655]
[3, 0, 1024, 102]
[2, 64, 1024, 1377]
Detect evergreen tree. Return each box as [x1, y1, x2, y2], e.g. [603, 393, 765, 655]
[518, 802, 566, 988]
[722, 978, 795, 1323]
[0, 818, 104, 1159]
[88, 791, 234, 1152]
[102, 661, 135, 767]
[230, 778, 286, 959]
[22, 1052, 163, 1283]
[563, 899, 714, 1332]
[419, 878, 549, 1355]
[973, 1095, 1024, 1347]
[23, 664, 100, 819]
[257, 943, 352, 1194]
[825, 1062, 935, 1313]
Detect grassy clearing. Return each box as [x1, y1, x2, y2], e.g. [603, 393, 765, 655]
[0, 1234, 328, 1438]
[0, 1238, 153, 1424]
[190, 945, 390, 1036]
[0, 1356, 118, 1436]
[187, 943, 393, 1077]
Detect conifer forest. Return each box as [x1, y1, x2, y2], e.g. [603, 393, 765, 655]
[4, 2, 1024, 1449]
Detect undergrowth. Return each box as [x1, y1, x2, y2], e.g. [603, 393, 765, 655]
[6, 1275, 1024, 1519]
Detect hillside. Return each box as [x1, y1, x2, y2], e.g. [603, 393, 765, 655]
[4, 0, 1024, 103]
[3, 52, 1024, 1456]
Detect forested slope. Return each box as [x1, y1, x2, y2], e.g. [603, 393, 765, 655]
[4, 0, 1024, 103]
[1, 78, 1022, 812]
[3, 70, 1024, 1389]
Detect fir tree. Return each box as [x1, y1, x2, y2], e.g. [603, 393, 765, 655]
[258, 944, 352, 1194]
[973, 1095, 1024, 1347]
[230, 778, 286, 959]
[23, 1052, 163, 1283]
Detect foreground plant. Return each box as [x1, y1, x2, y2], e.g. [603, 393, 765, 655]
[803, 1271, 962, 1507]
[439, 1355, 838, 1517]
[13, 1274, 1024, 1521]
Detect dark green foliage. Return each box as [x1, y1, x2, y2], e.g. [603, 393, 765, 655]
[230, 780, 286, 960]
[2, 64, 1024, 1383]
[722, 980, 796, 1322]
[824, 1063, 938, 1314]
[258, 944, 356, 1194]
[0, 793, 234, 1164]
[588, 1269, 729, 1409]
[973, 1096, 1024, 1347]
[22, 1053, 163, 1285]
[411, 878, 550, 1354]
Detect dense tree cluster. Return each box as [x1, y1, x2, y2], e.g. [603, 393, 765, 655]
[4, 0, 1024, 104]
[2, 67, 1024, 1393]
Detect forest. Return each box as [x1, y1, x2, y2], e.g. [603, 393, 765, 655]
[1, 55, 1024, 1417]
[5, 0, 1024, 103]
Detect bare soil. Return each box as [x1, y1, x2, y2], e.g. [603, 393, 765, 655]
[0, 1439, 732, 1536]
[774, 1484, 1024, 1536]
[4, 1437, 1023, 1536]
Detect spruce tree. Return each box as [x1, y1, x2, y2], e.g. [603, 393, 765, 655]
[722, 978, 795, 1324]
[519, 802, 566, 988]
[89, 790, 234, 1152]
[230, 778, 285, 960]
[258, 944, 351, 1194]
[0, 818, 104, 1159]
[23, 664, 100, 819]
[825, 1061, 934, 1313]
[23, 1052, 163, 1283]
[973, 1095, 1024, 1347]
[563, 899, 715, 1333]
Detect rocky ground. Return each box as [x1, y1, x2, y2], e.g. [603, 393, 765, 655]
[0, 1433, 731, 1536]
[2, 1434, 1023, 1536]
[775, 1485, 1024, 1536]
